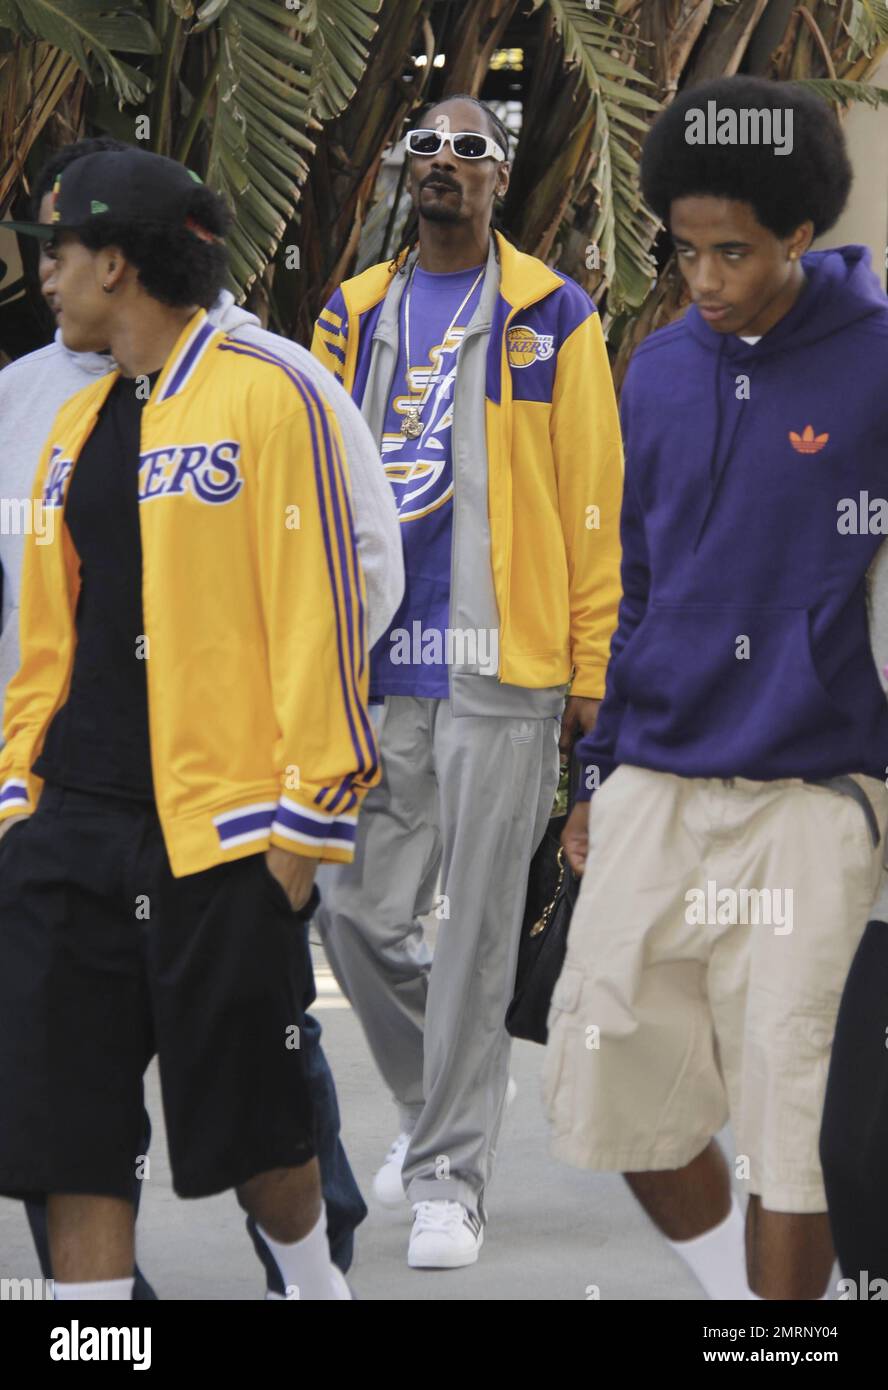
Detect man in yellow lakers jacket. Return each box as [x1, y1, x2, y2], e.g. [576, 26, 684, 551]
[0, 149, 377, 1300]
[310, 95, 623, 1268]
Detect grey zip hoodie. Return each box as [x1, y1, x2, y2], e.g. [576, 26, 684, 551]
[0, 292, 404, 726]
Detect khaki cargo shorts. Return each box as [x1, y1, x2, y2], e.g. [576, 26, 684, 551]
[542, 764, 888, 1213]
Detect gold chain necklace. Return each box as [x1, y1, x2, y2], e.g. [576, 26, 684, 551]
[400, 262, 485, 438]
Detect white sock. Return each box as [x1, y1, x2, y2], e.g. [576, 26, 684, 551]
[666, 1197, 751, 1300]
[257, 1206, 350, 1301]
[54, 1278, 134, 1300]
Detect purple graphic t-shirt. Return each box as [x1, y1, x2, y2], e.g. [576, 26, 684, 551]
[370, 262, 485, 698]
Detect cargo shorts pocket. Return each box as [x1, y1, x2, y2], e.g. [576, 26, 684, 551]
[542, 964, 586, 1139]
[760, 1003, 836, 1189]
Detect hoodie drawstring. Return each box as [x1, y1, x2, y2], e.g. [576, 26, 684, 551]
[692, 336, 757, 552]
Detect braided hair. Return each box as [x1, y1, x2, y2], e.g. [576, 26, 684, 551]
[388, 94, 512, 275]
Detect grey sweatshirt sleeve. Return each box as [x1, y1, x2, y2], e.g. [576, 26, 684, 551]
[0, 604, 21, 741]
[867, 541, 888, 920]
[0, 374, 35, 742]
[0, 340, 112, 747]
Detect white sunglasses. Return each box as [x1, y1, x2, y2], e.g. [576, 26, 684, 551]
[405, 128, 507, 162]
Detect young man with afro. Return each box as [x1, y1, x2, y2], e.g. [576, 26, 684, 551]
[544, 76, 888, 1301]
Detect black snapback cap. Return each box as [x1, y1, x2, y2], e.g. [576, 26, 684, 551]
[4, 148, 220, 243]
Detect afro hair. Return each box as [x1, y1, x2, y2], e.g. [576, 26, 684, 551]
[76, 182, 231, 310]
[640, 76, 852, 238]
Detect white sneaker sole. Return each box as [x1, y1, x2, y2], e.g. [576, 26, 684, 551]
[407, 1227, 484, 1270]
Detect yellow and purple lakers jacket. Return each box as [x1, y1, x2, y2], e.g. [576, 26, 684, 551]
[311, 230, 623, 696]
[0, 310, 378, 875]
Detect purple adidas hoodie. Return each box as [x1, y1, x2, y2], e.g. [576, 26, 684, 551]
[575, 245, 888, 797]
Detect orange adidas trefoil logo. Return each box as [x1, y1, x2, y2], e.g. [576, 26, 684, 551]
[789, 424, 829, 454]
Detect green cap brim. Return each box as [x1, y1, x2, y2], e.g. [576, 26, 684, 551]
[0, 221, 72, 239]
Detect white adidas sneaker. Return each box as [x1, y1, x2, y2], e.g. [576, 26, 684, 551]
[374, 1080, 518, 1210]
[372, 1131, 411, 1208]
[408, 1200, 484, 1269]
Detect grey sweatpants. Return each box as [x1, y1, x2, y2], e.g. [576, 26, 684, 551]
[316, 696, 560, 1219]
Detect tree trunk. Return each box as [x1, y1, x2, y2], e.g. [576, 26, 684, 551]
[444, 0, 521, 95]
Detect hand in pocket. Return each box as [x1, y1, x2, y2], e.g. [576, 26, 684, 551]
[265, 845, 317, 911]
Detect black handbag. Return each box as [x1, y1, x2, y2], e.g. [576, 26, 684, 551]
[506, 758, 580, 1045]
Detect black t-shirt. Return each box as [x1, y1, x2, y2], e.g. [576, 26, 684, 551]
[34, 371, 160, 801]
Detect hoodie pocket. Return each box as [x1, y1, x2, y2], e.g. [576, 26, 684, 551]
[614, 604, 854, 770]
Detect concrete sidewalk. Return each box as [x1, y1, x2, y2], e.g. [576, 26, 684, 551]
[0, 941, 711, 1301]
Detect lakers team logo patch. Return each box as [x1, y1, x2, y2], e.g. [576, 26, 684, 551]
[507, 324, 554, 368]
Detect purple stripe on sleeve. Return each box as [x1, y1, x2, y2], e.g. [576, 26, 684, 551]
[274, 802, 356, 846]
[298, 375, 376, 778]
[330, 431, 367, 682]
[216, 807, 274, 843]
[0, 781, 28, 807]
[326, 776, 354, 813]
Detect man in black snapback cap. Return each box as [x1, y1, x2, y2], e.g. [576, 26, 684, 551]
[0, 145, 376, 1300]
[6, 147, 218, 245]
[6, 149, 229, 349]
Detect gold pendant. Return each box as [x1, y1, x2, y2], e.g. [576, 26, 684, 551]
[401, 409, 423, 439]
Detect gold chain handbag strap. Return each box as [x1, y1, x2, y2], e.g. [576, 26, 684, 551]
[529, 845, 566, 938]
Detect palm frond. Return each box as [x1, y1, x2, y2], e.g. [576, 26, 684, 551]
[205, 0, 380, 300]
[5, 0, 156, 104]
[192, 0, 231, 30]
[0, 39, 83, 210]
[794, 74, 888, 108]
[541, 0, 661, 309]
[845, 0, 888, 62]
[302, 0, 383, 122]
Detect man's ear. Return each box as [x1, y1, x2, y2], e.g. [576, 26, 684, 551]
[787, 220, 814, 260]
[100, 246, 127, 292]
[496, 162, 511, 199]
